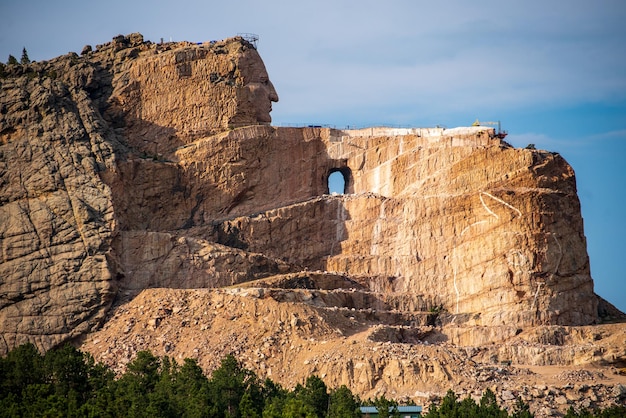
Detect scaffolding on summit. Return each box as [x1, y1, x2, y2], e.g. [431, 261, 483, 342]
[237, 33, 259, 49]
[472, 119, 508, 139]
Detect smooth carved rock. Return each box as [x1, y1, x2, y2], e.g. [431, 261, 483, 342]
[211, 129, 597, 326]
[107, 37, 278, 155]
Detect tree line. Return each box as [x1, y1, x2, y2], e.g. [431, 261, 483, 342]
[423, 388, 625, 418]
[0, 343, 365, 417]
[2, 343, 625, 417]
[1, 48, 30, 78]
[4, 48, 30, 66]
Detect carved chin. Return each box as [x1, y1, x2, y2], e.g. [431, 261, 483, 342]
[257, 112, 272, 123]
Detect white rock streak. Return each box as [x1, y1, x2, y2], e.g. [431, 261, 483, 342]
[453, 191, 523, 313]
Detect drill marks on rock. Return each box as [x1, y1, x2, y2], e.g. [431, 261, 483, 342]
[335, 200, 348, 243]
[452, 220, 489, 314]
[506, 249, 532, 280]
[453, 192, 524, 314]
[370, 199, 389, 257]
[329, 201, 346, 258]
[475, 191, 563, 316]
[549, 233, 563, 276]
[531, 233, 563, 314]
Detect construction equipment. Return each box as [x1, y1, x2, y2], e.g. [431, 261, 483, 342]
[472, 119, 508, 139]
[237, 33, 259, 49]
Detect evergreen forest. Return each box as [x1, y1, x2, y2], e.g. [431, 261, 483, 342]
[1, 343, 625, 417]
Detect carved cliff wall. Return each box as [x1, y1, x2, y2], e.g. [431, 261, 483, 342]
[204, 126, 596, 327]
[1, 35, 620, 411]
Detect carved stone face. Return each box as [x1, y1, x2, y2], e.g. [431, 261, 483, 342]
[238, 48, 279, 123]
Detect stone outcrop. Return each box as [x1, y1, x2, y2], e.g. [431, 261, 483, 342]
[1, 32, 624, 416]
[0, 33, 279, 352]
[0, 53, 119, 352]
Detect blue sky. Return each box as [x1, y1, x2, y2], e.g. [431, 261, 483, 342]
[2, 0, 625, 312]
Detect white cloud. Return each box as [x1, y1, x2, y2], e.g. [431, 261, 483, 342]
[586, 129, 626, 142]
[262, 0, 626, 124]
[2, 0, 625, 123]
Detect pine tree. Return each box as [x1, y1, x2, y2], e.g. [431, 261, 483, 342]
[0, 342, 46, 396]
[372, 395, 399, 418]
[209, 353, 255, 417]
[479, 388, 508, 418]
[7, 55, 18, 65]
[328, 385, 360, 418]
[299, 375, 329, 418]
[113, 350, 161, 416]
[239, 391, 260, 418]
[43, 344, 91, 402]
[281, 397, 317, 418]
[20, 48, 30, 65]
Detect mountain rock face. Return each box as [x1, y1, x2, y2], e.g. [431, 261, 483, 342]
[1, 33, 624, 416]
[0, 34, 279, 351]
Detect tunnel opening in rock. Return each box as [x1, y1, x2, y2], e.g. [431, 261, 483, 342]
[327, 167, 351, 195]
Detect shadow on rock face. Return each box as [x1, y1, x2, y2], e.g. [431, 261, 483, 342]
[108, 37, 279, 157]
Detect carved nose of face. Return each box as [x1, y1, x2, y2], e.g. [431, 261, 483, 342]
[268, 81, 279, 103]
